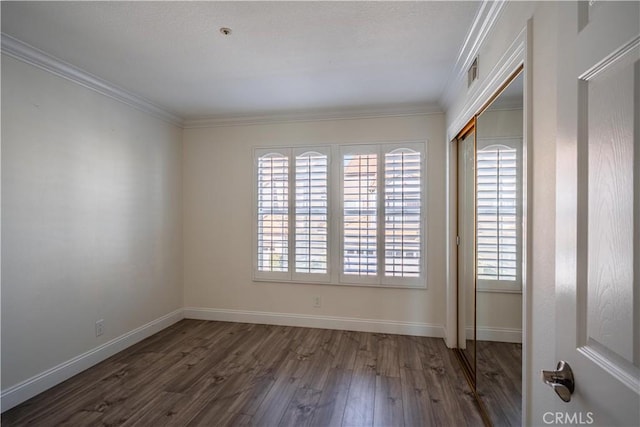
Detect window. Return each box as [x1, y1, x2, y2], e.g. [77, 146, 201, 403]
[257, 153, 289, 275]
[384, 149, 422, 278]
[342, 151, 378, 277]
[476, 141, 521, 291]
[254, 142, 426, 288]
[295, 151, 328, 275]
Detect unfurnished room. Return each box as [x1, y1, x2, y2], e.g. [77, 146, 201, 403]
[1, 1, 639, 426]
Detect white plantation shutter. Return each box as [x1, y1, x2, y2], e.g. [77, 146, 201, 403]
[476, 144, 519, 284]
[342, 152, 378, 277]
[339, 142, 425, 287]
[255, 142, 426, 288]
[384, 149, 422, 278]
[295, 151, 328, 276]
[257, 152, 289, 274]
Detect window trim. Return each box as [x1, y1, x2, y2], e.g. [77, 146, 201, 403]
[252, 141, 428, 289]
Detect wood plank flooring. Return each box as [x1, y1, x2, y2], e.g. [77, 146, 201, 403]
[476, 341, 522, 427]
[3, 320, 485, 426]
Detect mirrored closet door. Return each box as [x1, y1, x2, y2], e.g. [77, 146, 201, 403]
[455, 69, 524, 427]
[475, 71, 523, 427]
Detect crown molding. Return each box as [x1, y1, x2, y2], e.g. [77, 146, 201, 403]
[1, 33, 443, 130]
[439, 0, 507, 111]
[446, 22, 526, 142]
[1, 33, 183, 127]
[183, 103, 442, 129]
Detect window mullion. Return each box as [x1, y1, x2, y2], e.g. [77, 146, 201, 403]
[498, 150, 503, 280]
[288, 149, 295, 278]
[332, 146, 341, 283]
[377, 146, 385, 284]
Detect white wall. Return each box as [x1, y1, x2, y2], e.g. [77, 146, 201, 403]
[445, 1, 559, 424]
[476, 108, 523, 142]
[183, 114, 447, 332]
[1, 56, 183, 391]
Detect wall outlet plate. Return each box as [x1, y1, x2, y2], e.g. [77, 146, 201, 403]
[95, 319, 104, 337]
[313, 296, 321, 308]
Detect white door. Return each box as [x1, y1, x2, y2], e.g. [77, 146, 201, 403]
[556, 1, 639, 425]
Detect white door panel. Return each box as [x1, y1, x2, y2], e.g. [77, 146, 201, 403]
[556, 1, 639, 425]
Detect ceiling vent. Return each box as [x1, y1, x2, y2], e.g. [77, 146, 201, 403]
[468, 57, 479, 88]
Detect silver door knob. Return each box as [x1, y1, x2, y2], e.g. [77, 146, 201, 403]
[542, 360, 575, 402]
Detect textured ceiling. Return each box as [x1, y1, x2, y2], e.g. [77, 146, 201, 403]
[2, 1, 480, 119]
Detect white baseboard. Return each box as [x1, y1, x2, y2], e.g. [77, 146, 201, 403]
[2, 307, 444, 413]
[184, 307, 445, 338]
[0, 308, 184, 412]
[465, 326, 522, 343]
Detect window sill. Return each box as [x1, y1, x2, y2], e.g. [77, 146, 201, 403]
[252, 276, 427, 290]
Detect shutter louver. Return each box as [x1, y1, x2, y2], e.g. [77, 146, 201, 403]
[384, 149, 421, 277]
[295, 152, 328, 274]
[477, 146, 517, 281]
[343, 154, 378, 276]
[257, 153, 289, 272]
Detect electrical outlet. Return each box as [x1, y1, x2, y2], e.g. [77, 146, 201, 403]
[95, 319, 104, 337]
[313, 296, 321, 308]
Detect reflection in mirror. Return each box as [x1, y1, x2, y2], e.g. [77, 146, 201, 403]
[475, 71, 523, 426]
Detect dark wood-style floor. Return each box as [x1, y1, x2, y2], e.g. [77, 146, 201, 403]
[477, 341, 522, 427]
[3, 320, 489, 426]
